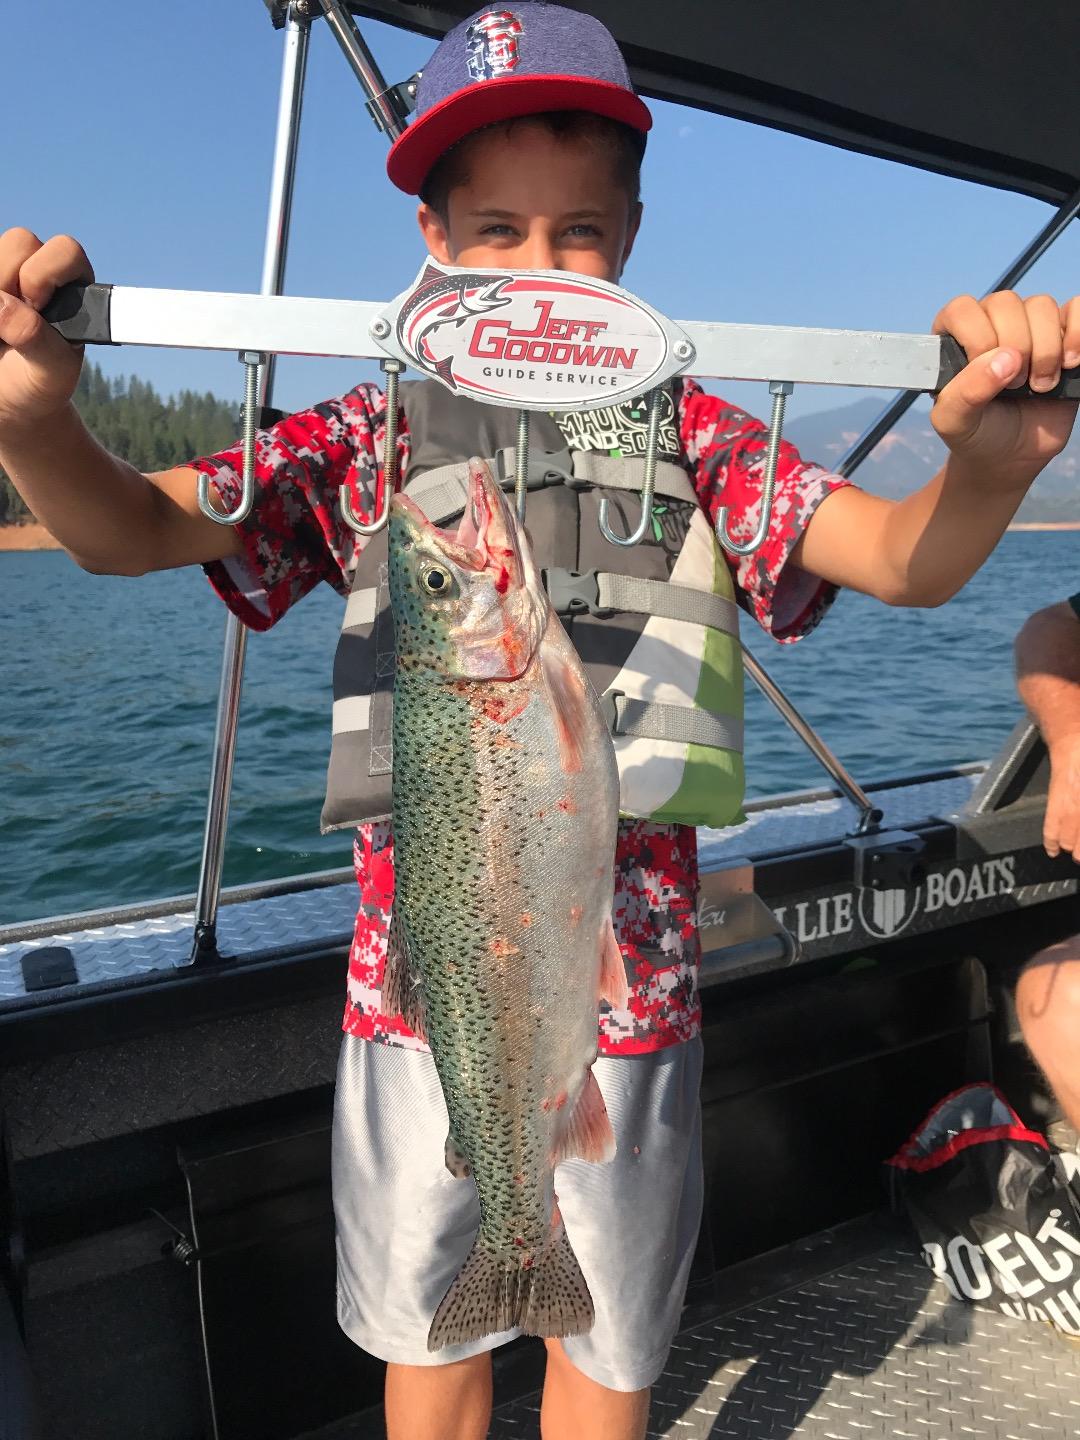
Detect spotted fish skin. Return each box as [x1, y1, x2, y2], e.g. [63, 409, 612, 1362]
[385, 457, 624, 1351]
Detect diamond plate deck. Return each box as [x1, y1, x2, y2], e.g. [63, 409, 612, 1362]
[489, 1240, 1080, 1439]
[0, 773, 982, 1006]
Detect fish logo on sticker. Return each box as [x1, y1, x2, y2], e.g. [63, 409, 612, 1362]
[466, 11, 524, 80]
[378, 260, 687, 412]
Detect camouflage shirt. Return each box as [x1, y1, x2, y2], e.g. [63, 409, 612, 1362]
[196, 379, 850, 1055]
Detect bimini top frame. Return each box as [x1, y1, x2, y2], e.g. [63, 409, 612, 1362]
[297, 0, 1080, 206]
[153, 1, 1077, 966]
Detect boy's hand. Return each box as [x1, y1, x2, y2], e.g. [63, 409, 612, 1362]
[931, 291, 1080, 485]
[0, 228, 92, 436]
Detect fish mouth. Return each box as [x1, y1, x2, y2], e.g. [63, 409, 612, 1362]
[391, 459, 523, 585]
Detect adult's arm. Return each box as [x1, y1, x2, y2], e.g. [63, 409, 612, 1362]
[1016, 598, 1080, 860]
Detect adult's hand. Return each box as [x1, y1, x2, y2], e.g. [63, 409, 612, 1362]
[1044, 733, 1080, 861]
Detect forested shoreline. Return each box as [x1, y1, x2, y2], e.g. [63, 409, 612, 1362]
[0, 362, 239, 525]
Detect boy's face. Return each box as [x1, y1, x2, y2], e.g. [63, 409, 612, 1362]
[417, 120, 642, 284]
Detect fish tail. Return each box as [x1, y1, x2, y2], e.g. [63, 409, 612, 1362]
[427, 1226, 594, 1352]
[519, 1222, 595, 1340]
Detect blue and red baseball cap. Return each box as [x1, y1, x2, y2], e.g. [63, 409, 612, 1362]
[387, 3, 652, 195]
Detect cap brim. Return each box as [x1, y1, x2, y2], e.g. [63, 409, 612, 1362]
[387, 75, 652, 195]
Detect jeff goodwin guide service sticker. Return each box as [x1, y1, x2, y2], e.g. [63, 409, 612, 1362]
[376, 260, 693, 410]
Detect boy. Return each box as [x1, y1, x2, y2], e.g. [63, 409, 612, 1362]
[1, 7, 1079, 1438]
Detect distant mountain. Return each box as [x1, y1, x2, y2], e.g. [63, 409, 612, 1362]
[786, 396, 1080, 522]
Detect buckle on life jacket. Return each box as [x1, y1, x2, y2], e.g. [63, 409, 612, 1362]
[542, 568, 614, 619]
[599, 689, 625, 736]
[493, 447, 575, 490]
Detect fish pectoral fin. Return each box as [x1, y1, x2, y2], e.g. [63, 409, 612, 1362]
[444, 1135, 473, 1179]
[539, 641, 590, 776]
[381, 909, 428, 1044]
[552, 1069, 616, 1167]
[598, 916, 629, 1010]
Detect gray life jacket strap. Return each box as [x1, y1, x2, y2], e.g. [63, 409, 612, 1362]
[568, 451, 698, 504]
[542, 568, 738, 635]
[603, 692, 744, 752]
[405, 450, 697, 527]
[408, 449, 575, 526]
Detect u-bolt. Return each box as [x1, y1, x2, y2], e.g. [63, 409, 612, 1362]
[716, 381, 794, 556]
[598, 387, 664, 546]
[341, 358, 404, 535]
[198, 351, 267, 526]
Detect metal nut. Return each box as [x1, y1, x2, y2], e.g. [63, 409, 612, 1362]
[673, 340, 694, 362]
[370, 317, 391, 339]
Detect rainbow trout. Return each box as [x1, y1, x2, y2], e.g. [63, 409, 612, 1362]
[383, 457, 627, 1351]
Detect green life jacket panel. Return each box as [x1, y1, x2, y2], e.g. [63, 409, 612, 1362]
[320, 380, 745, 831]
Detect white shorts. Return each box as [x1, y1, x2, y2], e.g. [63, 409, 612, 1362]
[331, 1033, 703, 1393]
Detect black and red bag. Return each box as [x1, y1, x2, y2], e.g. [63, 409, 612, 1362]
[887, 1082, 1080, 1338]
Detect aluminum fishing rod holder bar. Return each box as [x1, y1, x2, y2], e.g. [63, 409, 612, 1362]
[44, 258, 1080, 546]
[47, 268, 1080, 401]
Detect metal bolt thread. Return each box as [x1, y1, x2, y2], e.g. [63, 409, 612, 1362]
[758, 385, 788, 530]
[514, 409, 530, 521]
[640, 386, 663, 521]
[383, 360, 403, 493]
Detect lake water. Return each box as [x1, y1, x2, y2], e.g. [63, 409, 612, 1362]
[1, 534, 1076, 926]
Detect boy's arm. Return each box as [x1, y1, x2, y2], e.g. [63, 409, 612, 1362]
[792, 291, 1080, 606]
[1015, 598, 1080, 859]
[0, 228, 241, 574]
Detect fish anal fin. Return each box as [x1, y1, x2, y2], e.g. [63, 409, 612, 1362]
[599, 916, 629, 1010]
[444, 1135, 473, 1179]
[552, 1069, 616, 1167]
[381, 909, 428, 1044]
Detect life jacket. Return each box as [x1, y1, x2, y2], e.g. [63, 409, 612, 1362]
[320, 380, 745, 832]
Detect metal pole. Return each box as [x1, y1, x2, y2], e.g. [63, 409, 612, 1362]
[318, 0, 406, 141]
[741, 644, 882, 835]
[837, 184, 1080, 478]
[190, 7, 311, 965]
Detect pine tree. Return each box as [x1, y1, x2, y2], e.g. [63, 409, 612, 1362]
[0, 361, 240, 524]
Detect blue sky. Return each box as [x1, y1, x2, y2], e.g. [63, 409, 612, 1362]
[8, 4, 1080, 425]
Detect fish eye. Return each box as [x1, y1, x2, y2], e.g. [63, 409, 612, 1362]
[419, 563, 454, 597]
